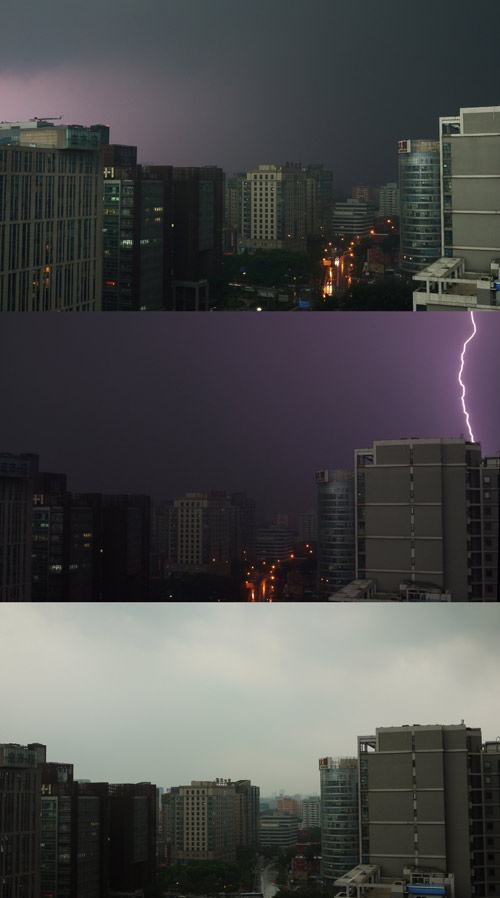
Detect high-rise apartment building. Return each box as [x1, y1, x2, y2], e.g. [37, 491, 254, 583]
[163, 780, 236, 863]
[316, 469, 355, 598]
[0, 743, 42, 898]
[354, 438, 494, 600]
[439, 106, 500, 272]
[0, 452, 38, 601]
[357, 724, 486, 896]
[0, 122, 105, 310]
[319, 757, 359, 883]
[153, 491, 256, 575]
[378, 182, 400, 218]
[398, 139, 441, 277]
[240, 163, 308, 252]
[301, 797, 320, 828]
[413, 106, 500, 310]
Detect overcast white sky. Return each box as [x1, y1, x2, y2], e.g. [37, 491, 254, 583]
[2, 604, 499, 796]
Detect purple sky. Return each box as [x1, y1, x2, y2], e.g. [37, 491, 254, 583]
[2, 312, 498, 521]
[1, 0, 499, 187]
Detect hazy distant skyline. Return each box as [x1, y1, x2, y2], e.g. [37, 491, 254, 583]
[1, 313, 499, 520]
[1, 0, 499, 187]
[2, 603, 500, 795]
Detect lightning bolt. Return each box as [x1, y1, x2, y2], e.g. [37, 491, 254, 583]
[458, 311, 477, 442]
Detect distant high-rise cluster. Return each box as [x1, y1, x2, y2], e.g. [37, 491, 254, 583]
[225, 162, 333, 252]
[0, 742, 261, 897]
[0, 452, 257, 600]
[152, 490, 256, 576]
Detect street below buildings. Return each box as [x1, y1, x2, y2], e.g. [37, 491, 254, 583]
[260, 862, 279, 898]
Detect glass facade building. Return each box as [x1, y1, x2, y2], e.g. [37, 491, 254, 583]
[316, 469, 355, 597]
[319, 757, 359, 882]
[398, 139, 441, 277]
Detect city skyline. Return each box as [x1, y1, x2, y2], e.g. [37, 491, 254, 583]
[2, 603, 500, 794]
[1, 0, 499, 188]
[1, 312, 499, 519]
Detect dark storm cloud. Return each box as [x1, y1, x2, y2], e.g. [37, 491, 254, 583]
[1, 312, 498, 518]
[2, 0, 499, 184]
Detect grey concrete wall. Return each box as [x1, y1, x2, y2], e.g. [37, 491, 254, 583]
[366, 468, 410, 503]
[365, 506, 410, 536]
[462, 110, 500, 134]
[366, 538, 411, 572]
[452, 135, 500, 175]
[452, 177, 500, 210]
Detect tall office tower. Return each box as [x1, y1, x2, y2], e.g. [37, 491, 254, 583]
[354, 438, 488, 600]
[398, 139, 441, 277]
[100, 494, 151, 599]
[0, 122, 105, 310]
[234, 780, 260, 849]
[0, 744, 42, 898]
[316, 469, 355, 598]
[171, 166, 223, 310]
[108, 783, 157, 894]
[302, 797, 320, 828]
[357, 724, 486, 896]
[32, 473, 97, 601]
[170, 492, 231, 574]
[378, 182, 400, 218]
[0, 452, 38, 601]
[319, 757, 359, 883]
[163, 780, 236, 863]
[102, 159, 169, 310]
[332, 199, 375, 238]
[39, 763, 109, 898]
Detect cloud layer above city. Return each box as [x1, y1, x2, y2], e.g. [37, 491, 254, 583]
[1, 0, 499, 185]
[2, 603, 500, 794]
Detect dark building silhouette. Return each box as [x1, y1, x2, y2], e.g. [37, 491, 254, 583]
[172, 166, 223, 309]
[31, 475, 151, 600]
[101, 148, 173, 310]
[0, 452, 38, 601]
[108, 783, 157, 894]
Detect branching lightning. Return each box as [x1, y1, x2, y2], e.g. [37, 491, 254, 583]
[458, 311, 477, 442]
